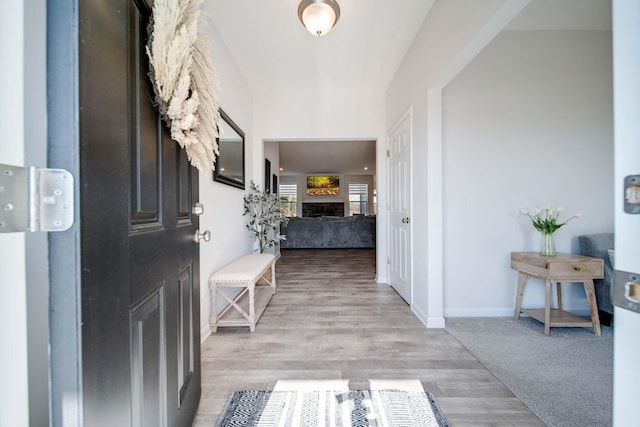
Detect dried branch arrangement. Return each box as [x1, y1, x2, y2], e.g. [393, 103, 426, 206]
[146, 0, 222, 172]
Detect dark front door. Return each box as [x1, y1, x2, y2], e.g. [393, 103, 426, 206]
[79, 1, 201, 426]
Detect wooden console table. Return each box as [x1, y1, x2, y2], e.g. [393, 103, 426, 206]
[511, 252, 603, 336]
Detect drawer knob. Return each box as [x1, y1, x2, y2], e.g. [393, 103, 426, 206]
[573, 266, 581, 271]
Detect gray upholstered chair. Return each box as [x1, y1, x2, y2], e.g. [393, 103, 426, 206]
[578, 233, 615, 325]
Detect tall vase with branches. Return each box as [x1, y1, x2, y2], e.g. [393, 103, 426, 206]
[243, 181, 289, 253]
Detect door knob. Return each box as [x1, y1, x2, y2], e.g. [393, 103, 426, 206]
[193, 229, 211, 243]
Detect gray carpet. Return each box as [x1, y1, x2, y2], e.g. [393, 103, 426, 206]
[446, 317, 613, 427]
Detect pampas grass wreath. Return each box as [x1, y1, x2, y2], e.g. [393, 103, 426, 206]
[146, 0, 222, 172]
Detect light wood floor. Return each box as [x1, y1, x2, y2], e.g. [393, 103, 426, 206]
[194, 249, 543, 426]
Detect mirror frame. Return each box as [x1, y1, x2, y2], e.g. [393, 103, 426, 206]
[213, 108, 245, 189]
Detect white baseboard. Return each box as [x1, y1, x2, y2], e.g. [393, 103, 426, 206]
[200, 324, 212, 343]
[444, 307, 591, 318]
[426, 316, 446, 328]
[376, 277, 389, 285]
[444, 308, 514, 317]
[410, 305, 445, 328]
[412, 305, 428, 327]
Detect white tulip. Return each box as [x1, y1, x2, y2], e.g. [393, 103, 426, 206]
[521, 209, 529, 215]
[557, 206, 564, 212]
[576, 212, 583, 218]
[534, 208, 541, 214]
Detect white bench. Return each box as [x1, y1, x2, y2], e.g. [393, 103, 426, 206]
[209, 253, 276, 332]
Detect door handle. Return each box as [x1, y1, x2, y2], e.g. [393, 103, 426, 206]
[193, 229, 211, 243]
[401, 217, 411, 224]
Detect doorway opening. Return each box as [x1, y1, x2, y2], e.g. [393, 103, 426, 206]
[264, 139, 379, 274]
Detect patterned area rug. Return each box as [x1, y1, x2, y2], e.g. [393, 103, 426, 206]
[215, 389, 449, 426]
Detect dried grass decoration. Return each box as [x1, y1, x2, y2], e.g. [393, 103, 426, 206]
[146, 0, 222, 172]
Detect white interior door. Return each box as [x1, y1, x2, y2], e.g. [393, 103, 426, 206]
[388, 110, 412, 303]
[612, 2, 640, 425]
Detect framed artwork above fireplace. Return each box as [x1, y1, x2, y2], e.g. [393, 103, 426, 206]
[306, 175, 340, 196]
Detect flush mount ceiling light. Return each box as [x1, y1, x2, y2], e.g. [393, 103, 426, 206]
[298, 0, 341, 37]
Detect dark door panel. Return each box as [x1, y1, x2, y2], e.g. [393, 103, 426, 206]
[80, 1, 201, 426]
[130, 288, 167, 427]
[129, 0, 163, 230]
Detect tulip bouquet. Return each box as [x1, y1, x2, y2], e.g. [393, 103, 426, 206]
[520, 206, 582, 233]
[520, 206, 582, 256]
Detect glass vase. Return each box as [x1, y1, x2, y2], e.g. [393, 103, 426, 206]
[540, 232, 556, 257]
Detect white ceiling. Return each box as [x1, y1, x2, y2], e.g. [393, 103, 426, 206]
[506, 0, 611, 31]
[205, 0, 434, 94]
[206, 0, 611, 176]
[277, 139, 376, 176]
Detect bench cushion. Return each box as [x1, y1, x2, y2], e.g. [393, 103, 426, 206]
[209, 253, 275, 284]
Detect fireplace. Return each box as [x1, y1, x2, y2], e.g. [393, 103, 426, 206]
[302, 202, 345, 217]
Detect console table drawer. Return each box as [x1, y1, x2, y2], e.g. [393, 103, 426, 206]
[511, 252, 603, 280]
[548, 259, 603, 278]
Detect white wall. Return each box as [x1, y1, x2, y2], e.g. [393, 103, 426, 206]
[612, 1, 640, 424]
[443, 30, 614, 316]
[0, 1, 29, 424]
[386, 0, 519, 327]
[254, 88, 385, 141]
[0, 0, 48, 423]
[198, 14, 255, 340]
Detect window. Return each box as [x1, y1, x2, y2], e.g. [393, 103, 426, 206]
[349, 183, 368, 215]
[279, 184, 297, 217]
[373, 188, 377, 215]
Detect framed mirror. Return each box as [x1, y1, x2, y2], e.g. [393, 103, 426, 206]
[213, 109, 245, 189]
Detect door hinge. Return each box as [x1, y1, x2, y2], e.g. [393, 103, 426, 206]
[387, 257, 391, 264]
[0, 163, 74, 233]
[386, 149, 390, 158]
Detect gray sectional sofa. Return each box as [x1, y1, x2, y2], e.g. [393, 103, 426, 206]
[280, 216, 376, 249]
[578, 233, 615, 325]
